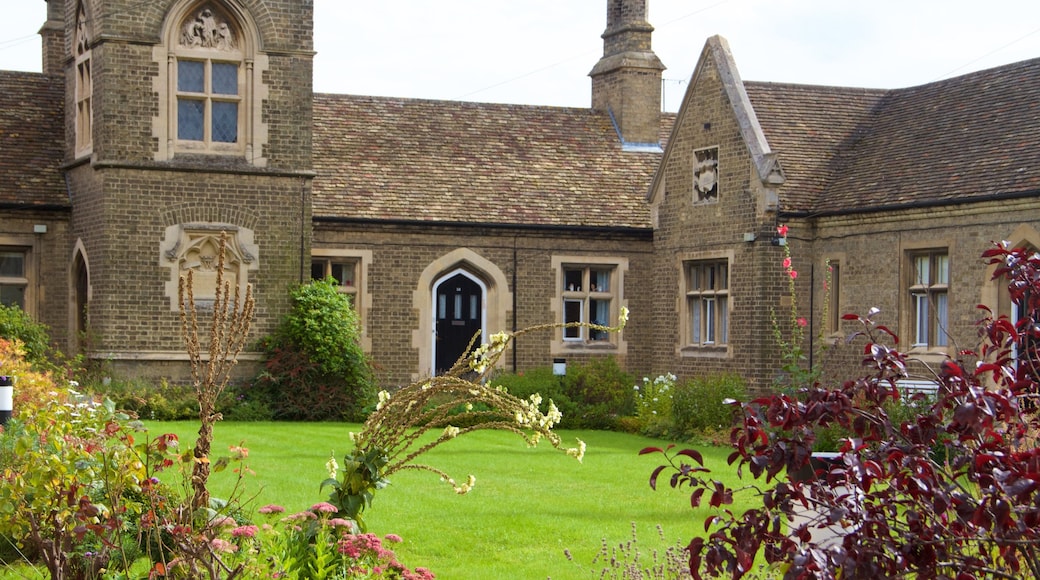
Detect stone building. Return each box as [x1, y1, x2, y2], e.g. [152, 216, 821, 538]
[1, 0, 1038, 391]
[649, 36, 1040, 390]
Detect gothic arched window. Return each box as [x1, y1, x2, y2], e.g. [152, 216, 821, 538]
[74, 1, 93, 157]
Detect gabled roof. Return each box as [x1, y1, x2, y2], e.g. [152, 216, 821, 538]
[648, 35, 783, 205]
[746, 57, 1040, 216]
[0, 71, 66, 207]
[313, 94, 672, 229]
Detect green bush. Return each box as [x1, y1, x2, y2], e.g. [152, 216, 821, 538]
[0, 304, 52, 367]
[250, 278, 374, 421]
[493, 366, 579, 426]
[493, 358, 634, 429]
[561, 357, 635, 430]
[671, 373, 746, 439]
[83, 377, 200, 420]
[633, 373, 676, 437]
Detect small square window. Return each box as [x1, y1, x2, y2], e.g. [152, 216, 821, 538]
[0, 249, 29, 310]
[312, 258, 359, 295]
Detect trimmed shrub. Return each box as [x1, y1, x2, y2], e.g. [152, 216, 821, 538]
[493, 366, 579, 427]
[561, 356, 635, 429]
[250, 278, 374, 421]
[493, 358, 634, 429]
[671, 373, 746, 439]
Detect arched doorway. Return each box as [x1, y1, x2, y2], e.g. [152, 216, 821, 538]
[433, 270, 486, 375]
[72, 248, 89, 353]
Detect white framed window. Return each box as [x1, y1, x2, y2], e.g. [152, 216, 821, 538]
[685, 260, 729, 346]
[561, 266, 614, 342]
[0, 249, 30, 310]
[176, 54, 242, 150]
[909, 251, 949, 348]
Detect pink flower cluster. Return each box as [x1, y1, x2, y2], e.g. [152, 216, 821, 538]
[334, 533, 435, 579]
[337, 533, 394, 560]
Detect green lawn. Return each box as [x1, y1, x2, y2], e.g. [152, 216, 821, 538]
[4, 422, 757, 579]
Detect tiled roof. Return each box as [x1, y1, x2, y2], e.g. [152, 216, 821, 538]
[747, 58, 1040, 215]
[313, 95, 671, 229]
[744, 82, 885, 213]
[0, 71, 66, 207]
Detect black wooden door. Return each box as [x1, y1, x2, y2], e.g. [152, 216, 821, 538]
[435, 273, 483, 375]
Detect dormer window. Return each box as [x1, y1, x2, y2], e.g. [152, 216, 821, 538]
[155, 1, 268, 166]
[174, 7, 243, 153]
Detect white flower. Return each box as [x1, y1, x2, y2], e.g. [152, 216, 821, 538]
[618, 306, 630, 328]
[443, 425, 460, 439]
[325, 453, 339, 479]
[453, 474, 477, 494]
[376, 390, 391, 410]
[566, 440, 587, 463]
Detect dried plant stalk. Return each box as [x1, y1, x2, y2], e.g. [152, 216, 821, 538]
[178, 231, 255, 513]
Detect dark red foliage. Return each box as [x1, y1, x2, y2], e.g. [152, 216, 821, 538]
[645, 243, 1040, 580]
[251, 345, 366, 421]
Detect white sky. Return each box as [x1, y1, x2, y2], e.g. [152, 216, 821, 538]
[2, 1, 1039, 112]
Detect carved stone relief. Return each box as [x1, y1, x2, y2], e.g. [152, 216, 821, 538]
[160, 224, 258, 310]
[693, 147, 719, 201]
[179, 6, 237, 50]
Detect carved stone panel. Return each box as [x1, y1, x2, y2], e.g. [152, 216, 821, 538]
[160, 224, 258, 310]
[693, 147, 719, 202]
[179, 5, 238, 51]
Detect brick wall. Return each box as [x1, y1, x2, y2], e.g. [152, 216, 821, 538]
[314, 222, 654, 387]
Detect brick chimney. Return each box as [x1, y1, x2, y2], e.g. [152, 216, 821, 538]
[589, 0, 665, 146]
[40, 0, 65, 75]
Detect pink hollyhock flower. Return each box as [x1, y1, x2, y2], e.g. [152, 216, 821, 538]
[789, 270, 798, 279]
[782, 257, 792, 269]
[777, 224, 788, 237]
[797, 317, 807, 327]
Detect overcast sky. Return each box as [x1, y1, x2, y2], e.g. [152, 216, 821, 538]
[2, 1, 1039, 112]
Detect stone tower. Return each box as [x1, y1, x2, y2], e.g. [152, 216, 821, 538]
[589, 0, 665, 147]
[56, 0, 315, 380]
